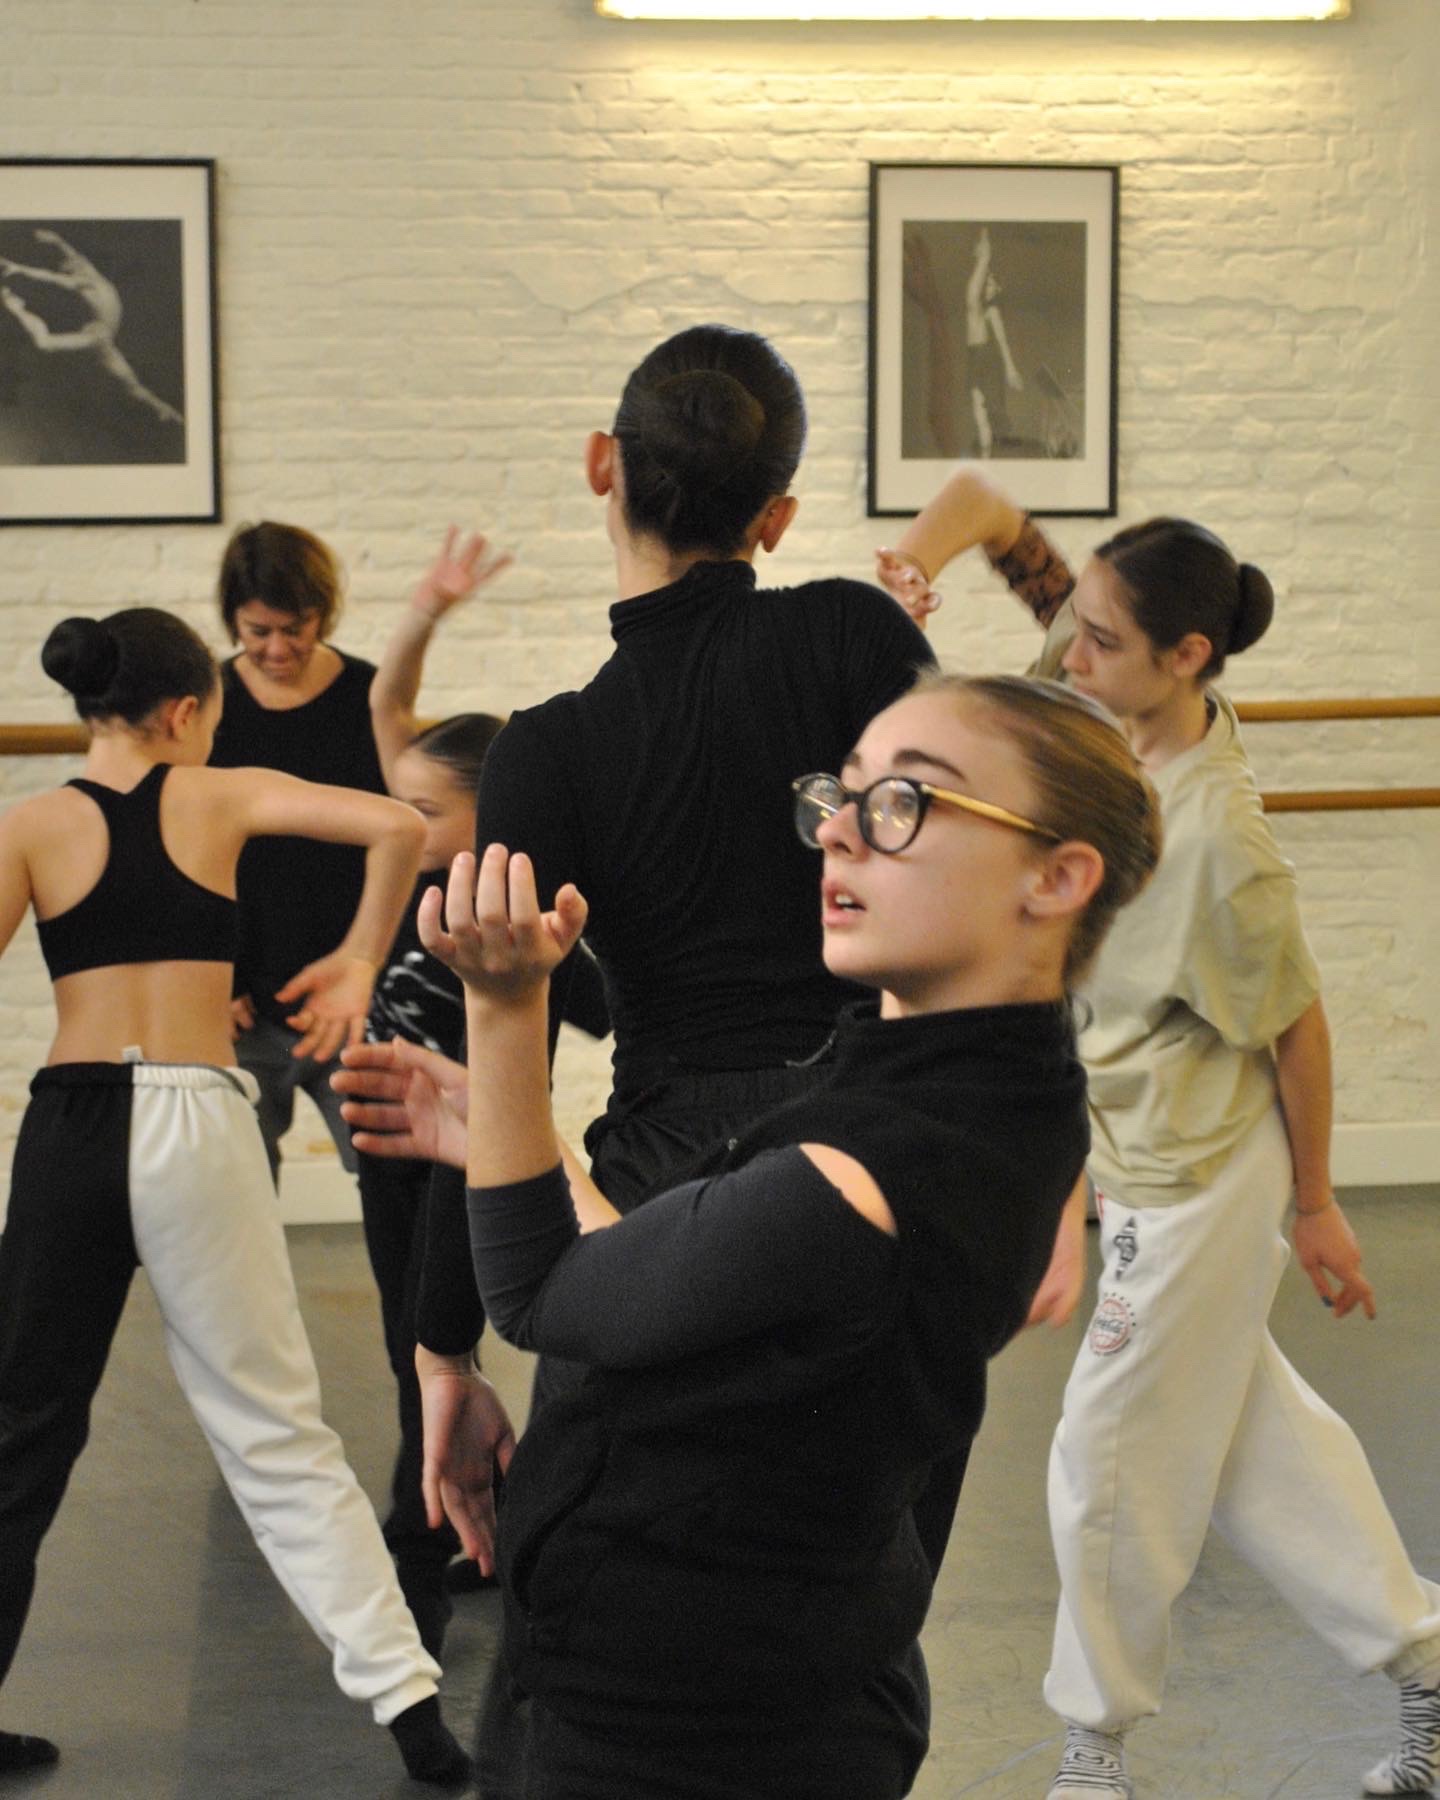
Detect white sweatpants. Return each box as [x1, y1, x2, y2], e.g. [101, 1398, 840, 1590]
[1045, 1105, 1440, 1731]
[126, 1063, 440, 1724]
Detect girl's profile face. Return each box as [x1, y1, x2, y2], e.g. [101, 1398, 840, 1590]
[1061, 558, 1182, 722]
[813, 690, 1050, 1016]
[232, 599, 323, 686]
[393, 746, 477, 873]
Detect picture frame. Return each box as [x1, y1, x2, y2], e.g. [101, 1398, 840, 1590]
[0, 157, 219, 526]
[868, 162, 1118, 518]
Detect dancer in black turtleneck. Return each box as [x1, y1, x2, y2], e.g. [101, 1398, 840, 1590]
[403, 328, 931, 1438]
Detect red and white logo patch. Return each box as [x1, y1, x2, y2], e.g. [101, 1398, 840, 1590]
[1088, 1293, 1135, 1357]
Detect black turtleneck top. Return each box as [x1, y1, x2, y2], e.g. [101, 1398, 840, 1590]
[466, 1000, 1088, 1734]
[472, 559, 934, 1089]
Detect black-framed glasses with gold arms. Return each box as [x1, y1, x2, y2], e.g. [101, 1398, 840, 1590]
[792, 772, 1062, 855]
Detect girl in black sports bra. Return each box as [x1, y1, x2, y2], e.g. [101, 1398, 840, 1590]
[0, 607, 470, 1787]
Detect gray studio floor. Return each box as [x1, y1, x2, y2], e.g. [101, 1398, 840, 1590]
[2, 1189, 1436, 1800]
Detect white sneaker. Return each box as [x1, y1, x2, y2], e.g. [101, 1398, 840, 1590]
[1047, 1724, 1133, 1799]
[1363, 1679, 1440, 1795]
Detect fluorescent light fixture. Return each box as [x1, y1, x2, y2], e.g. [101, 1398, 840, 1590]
[596, 2, 1349, 18]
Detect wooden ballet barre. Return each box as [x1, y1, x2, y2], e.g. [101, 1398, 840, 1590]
[1235, 697, 1440, 722]
[1262, 788, 1440, 814]
[1, 719, 1438, 815]
[0, 724, 87, 754]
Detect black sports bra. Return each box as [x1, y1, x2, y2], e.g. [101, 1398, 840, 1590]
[36, 765, 238, 981]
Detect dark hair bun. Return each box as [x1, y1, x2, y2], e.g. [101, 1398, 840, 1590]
[636, 369, 766, 489]
[1230, 563, 1275, 655]
[42, 616, 120, 700]
[611, 326, 806, 558]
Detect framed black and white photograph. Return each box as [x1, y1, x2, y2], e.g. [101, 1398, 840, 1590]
[0, 158, 219, 526]
[869, 163, 1118, 518]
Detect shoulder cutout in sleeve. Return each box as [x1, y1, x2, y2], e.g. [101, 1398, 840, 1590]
[798, 1142, 897, 1238]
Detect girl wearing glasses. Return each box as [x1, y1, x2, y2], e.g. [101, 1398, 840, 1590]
[878, 470, 1440, 1800]
[0, 609, 472, 1785]
[401, 672, 1160, 1800]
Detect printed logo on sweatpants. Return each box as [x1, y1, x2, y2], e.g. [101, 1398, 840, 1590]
[1113, 1215, 1139, 1277]
[1088, 1292, 1136, 1356]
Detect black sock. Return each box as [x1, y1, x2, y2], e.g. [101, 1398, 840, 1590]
[398, 1564, 454, 1663]
[388, 1696, 470, 1787]
[0, 1730, 60, 1771]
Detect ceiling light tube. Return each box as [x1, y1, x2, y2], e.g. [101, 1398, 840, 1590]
[596, 2, 1350, 19]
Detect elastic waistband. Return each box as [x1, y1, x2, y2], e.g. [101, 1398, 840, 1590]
[33, 1062, 260, 1104]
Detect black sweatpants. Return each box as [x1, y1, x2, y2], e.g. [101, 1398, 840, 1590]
[0, 1063, 437, 1722]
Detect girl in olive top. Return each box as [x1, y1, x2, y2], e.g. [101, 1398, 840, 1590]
[883, 470, 1440, 1800]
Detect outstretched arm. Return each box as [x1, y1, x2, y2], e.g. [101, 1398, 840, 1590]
[370, 528, 513, 789]
[225, 769, 425, 1060]
[895, 464, 1026, 580]
[875, 465, 1029, 628]
[1275, 997, 1376, 1321]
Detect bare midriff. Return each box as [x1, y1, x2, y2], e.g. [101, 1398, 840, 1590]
[46, 962, 239, 1068]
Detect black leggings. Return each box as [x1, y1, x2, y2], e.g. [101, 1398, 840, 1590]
[355, 1151, 461, 1581]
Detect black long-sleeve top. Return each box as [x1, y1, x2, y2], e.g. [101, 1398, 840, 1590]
[473, 558, 933, 1089]
[417, 560, 932, 1352]
[466, 1000, 1088, 1733]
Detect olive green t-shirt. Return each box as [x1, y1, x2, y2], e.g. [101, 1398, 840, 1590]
[988, 522, 1319, 1207]
[1077, 692, 1320, 1206]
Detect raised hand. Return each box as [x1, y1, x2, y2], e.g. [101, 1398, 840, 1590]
[418, 848, 587, 1005]
[412, 526, 513, 621]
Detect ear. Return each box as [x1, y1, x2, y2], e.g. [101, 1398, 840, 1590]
[754, 494, 799, 556]
[1166, 631, 1213, 682]
[159, 694, 201, 740]
[585, 430, 615, 498]
[1022, 841, 1105, 923]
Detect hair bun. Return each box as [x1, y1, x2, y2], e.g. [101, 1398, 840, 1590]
[1230, 563, 1275, 655]
[637, 369, 766, 489]
[41, 616, 121, 699]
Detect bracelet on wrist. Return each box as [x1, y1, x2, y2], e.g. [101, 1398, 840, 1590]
[887, 548, 932, 583]
[1294, 1196, 1335, 1217]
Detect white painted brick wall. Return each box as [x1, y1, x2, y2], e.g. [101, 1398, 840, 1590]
[1, 0, 1437, 1194]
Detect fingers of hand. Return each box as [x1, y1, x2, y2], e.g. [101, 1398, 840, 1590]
[506, 852, 543, 951]
[330, 1063, 407, 1098]
[553, 882, 589, 951]
[473, 845, 535, 964]
[336, 1040, 403, 1073]
[416, 881, 455, 960]
[337, 1098, 407, 1131]
[1336, 1274, 1377, 1321]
